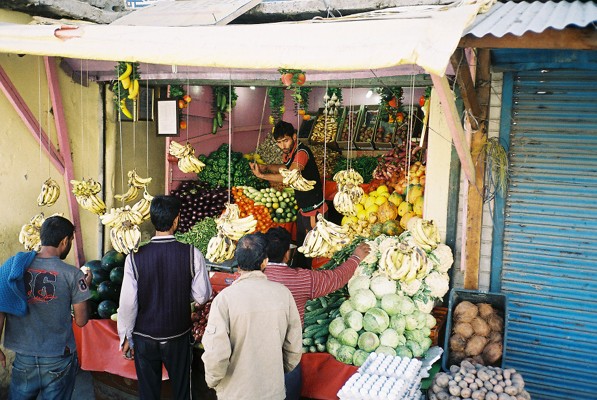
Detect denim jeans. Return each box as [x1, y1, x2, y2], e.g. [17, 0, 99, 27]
[284, 362, 302, 400]
[9, 352, 78, 400]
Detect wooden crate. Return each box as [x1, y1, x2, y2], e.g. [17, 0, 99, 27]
[354, 106, 378, 149]
[336, 105, 363, 150]
[430, 306, 448, 347]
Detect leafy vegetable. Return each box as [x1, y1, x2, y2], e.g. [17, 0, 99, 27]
[328, 317, 346, 338]
[336, 345, 356, 365]
[369, 275, 397, 299]
[352, 349, 370, 367]
[333, 156, 379, 184]
[347, 275, 371, 297]
[338, 328, 359, 347]
[350, 289, 376, 313]
[175, 217, 217, 255]
[362, 308, 390, 334]
[343, 310, 364, 331]
[357, 331, 380, 352]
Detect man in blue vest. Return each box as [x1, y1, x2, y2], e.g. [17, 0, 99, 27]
[250, 120, 327, 269]
[118, 195, 212, 400]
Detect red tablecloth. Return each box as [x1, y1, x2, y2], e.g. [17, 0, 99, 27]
[73, 319, 168, 380]
[74, 319, 354, 399]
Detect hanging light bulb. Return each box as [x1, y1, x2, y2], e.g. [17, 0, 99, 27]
[365, 89, 373, 98]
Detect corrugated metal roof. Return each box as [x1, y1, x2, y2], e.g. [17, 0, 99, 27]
[466, 1, 597, 38]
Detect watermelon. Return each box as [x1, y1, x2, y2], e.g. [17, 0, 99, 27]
[85, 259, 102, 273]
[101, 250, 126, 272]
[109, 267, 124, 285]
[89, 287, 101, 303]
[88, 300, 99, 319]
[97, 281, 121, 302]
[91, 268, 110, 286]
[97, 300, 118, 319]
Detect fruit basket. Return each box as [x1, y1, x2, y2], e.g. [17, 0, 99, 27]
[336, 105, 363, 150]
[354, 106, 378, 150]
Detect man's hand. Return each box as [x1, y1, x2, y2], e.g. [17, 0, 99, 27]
[353, 243, 371, 261]
[122, 338, 134, 360]
[0, 348, 6, 368]
[249, 162, 263, 178]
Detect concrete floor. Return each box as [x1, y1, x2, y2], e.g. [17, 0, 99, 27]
[73, 369, 96, 400]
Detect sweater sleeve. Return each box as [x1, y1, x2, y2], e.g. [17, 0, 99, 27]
[201, 295, 231, 389]
[310, 256, 360, 299]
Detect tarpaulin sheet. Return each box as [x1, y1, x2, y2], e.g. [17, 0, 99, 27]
[301, 352, 358, 400]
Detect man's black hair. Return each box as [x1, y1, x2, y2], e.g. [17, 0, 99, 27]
[235, 233, 268, 271]
[272, 120, 296, 140]
[265, 227, 292, 263]
[40, 216, 75, 247]
[150, 195, 181, 232]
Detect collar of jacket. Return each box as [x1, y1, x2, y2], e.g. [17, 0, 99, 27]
[235, 270, 267, 282]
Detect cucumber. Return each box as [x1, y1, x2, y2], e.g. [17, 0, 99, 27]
[302, 346, 309, 354]
[314, 335, 328, 345]
[316, 343, 326, 352]
[316, 317, 333, 325]
[302, 337, 313, 346]
[319, 297, 328, 309]
[309, 345, 317, 353]
[219, 93, 227, 111]
[302, 324, 322, 338]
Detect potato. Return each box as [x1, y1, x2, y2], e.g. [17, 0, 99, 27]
[454, 321, 475, 338]
[489, 331, 503, 344]
[454, 301, 479, 322]
[471, 317, 491, 337]
[450, 351, 466, 366]
[477, 303, 495, 319]
[486, 314, 504, 333]
[482, 341, 503, 365]
[450, 333, 468, 352]
[465, 335, 489, 356]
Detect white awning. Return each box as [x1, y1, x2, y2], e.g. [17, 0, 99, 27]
[0, 2, 484, 76]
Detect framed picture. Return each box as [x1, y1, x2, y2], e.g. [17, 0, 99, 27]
[156, 100, 179, 136]
[118, 87, 154, 122]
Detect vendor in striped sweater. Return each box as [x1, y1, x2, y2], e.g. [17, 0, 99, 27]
[264, 226, 370, 400]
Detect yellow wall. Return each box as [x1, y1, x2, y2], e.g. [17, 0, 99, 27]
[0, 53, 103, 265]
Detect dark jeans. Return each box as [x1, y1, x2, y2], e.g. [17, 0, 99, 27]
[284, 362, 302, 400]
[133, 333, 192, 400]
[292, 213, 313, 269]
[9, 352, 78, 400]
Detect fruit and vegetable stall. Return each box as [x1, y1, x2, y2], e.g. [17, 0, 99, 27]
[51, 80, 526, 400]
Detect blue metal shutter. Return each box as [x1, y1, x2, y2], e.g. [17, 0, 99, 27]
[498, 69, 597, 400]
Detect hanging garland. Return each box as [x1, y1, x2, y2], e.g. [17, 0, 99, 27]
[376, 86, 403, 122]
[268, 86, 285, 126]
[168, 84, 192, 130]
[211, 86, 238, 134]
[112, 62, 140, 120]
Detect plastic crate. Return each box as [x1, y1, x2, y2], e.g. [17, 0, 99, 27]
[354, 106, 377, 149]
[441, 289, 508, 372]
[373, 118, 396, 149]
[336, 105, 362, 150]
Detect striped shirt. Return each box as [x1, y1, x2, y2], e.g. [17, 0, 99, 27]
[264, 255, 360, 326]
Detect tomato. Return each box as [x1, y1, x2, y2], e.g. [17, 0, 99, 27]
[388, 97, 398, 108]
[281, 73, 294, 87]
[419, 95, 426, 107]
[298, 109, 306, 115]
[183, 94, 192, 103]
[396, 112, 404, 123]
[296, 73, 306, 86]
[178, 99, 185, 109]
[179, 120, 187, 129]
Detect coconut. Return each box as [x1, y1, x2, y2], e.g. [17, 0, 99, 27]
[453, 321, 474, 338]
[471, 317, 491, 337]
[465, 335, 489, 356]
[454, 301, 478, 323]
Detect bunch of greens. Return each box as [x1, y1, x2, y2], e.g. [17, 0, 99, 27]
[197, 144, 269, 189]
[333, 156, 379, 184]
[175, 217, 217, 255]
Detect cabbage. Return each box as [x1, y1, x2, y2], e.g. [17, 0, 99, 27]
[352, 349, 371, 367]
[396, 333, 407, 347]
[389, 315, 406, 335]
[405, 314, 418, 331]
[326, 336, 342, 357]
[336, 345, 356, 364]
[425, 313, 437, 329]
[421, 326, 431, 337]
[395, 346, 413, 358]
[405, 329, 426, 343]
[379, 328, 400, 348]
[413, 310, 428, 329]
[357, 331, 380, 352]
[344, 310, 364, 331]
[398, 296, 416, 315]
[329, 317, 346, 338]
[420, 337, 433, 353]
[339, 300, 354, 317]
[348, 275, 370, 297]
[380, 293, 402, 316]
[375, 345, 396, 357]
[350, 289, 377, 313]
[369, 275, 397, 299]
[362, 308, 390, 334]
[338, 328, 359, 347]
[406, 340, 424, 358]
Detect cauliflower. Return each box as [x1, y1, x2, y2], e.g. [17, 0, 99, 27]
[414, 296, 435, 314]
[430, 243, 454, 273]
[424, 271, 450, 299]
[377, 235, 401, 255]
[362, 240, 379, 264]
[398, 279, 422, 297]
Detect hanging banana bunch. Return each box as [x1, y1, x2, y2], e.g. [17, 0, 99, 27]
[100, 205, 144, 228]
[279, 168, 316, 191]
[109, 221, 142, 255]
[168, 140, 205, 174]
[18, 213, 46, 251]
[37, 178, 60, 207]
[114, 169, 153, 203]
[71, 178, 106, 215]
[131, 189, 154, 221]
[332, 169, 365, 216]
[216, 203, 257, 241]
[297, 214, 351, 258]
[205, 232, 236, 263]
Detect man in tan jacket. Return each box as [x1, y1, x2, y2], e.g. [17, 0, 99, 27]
[201, 233, 302, 400]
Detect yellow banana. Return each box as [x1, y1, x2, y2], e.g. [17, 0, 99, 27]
[120, 99, 133, 119]
[121, 76, 131, 90]
[118, 62, 132, 81]
[128, 79, 139, 100]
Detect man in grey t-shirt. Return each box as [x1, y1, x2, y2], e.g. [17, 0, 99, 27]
[0, 216, 92, 400]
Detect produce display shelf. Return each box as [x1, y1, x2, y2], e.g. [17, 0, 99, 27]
[308, 107, 345, 152]
[441, 289, 509, 372]
[373, 118, 397, 150]
[336, 105, 363, 150]
[354, 106, 377, 150]
[298, 112, 318, 144]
